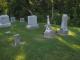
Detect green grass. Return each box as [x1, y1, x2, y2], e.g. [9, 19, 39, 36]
[0, 21, 80, 60]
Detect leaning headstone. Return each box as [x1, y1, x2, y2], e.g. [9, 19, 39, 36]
[0, 15, 11, 28]
[13, 34, 21, 47]
[10, 17, 16, 23]
[58, 14, 69, 35]
[20, 18, 25, 22]
[44, 16, 55, 38]
[26, 15, 39, 29]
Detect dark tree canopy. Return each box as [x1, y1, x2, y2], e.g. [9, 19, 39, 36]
[0, 0, 80, 26]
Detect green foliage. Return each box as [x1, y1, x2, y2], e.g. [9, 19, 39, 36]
[0, 0, 80, 26]
[0, 0, 8, 14]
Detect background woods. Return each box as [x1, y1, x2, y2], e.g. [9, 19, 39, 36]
[0, 0, 80, 26]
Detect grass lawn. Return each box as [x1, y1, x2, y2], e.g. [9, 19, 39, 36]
[0, 21, 80, 60]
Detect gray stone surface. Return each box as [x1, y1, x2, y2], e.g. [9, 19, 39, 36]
[26, 15, 39, 29]
[47, 15, 51, 26]
[44, 25, 55, 38]
[20, 18, 25, 22]
[10, 17, 16, 23]
[0, 15, 11, 28]
[13, 34, 21, 47]
[58, 14, 69, 35]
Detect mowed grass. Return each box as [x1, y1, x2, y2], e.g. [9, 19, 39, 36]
[0, 21, 80, 60]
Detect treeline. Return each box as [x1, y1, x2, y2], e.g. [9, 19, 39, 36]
[0, 0, 80, 26]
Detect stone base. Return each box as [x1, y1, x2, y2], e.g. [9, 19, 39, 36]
[0, 23, 11, 28]
[26, 24, 39, 29]
[44, 29, 55, 38]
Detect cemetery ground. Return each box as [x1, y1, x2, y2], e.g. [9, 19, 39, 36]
[0, 21, 80, 60]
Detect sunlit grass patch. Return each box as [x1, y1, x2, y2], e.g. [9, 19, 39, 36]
[15, 53, 26, 60]
[68, 30, 76, 36]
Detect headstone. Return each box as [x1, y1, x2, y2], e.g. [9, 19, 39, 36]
[44, 16, 51, 27]
[10, 17, 16, 23]
[58, 14, 69, 35]
[20, 18, 25, 22]
[44, 16, 55, 38]
[13, 34, 21, 47]
[47, 16, 51, 26]
[26, 15, 39, 29]
[0, 15, 11, 28]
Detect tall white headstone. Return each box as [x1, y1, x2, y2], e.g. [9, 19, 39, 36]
[0, 15, 11, 28]
[26, 15, 39, 29]
[44, 15, 55, 38]
[58, 14, 69, 35]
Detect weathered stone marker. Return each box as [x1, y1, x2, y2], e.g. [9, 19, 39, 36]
[0, 15, 11, 28]
[44, 15, 55, 38]
[10, 17, 16, 23]
[58, 14, 69, 35]
[13, 34, 21, 47]
[26, 15, 39, 29]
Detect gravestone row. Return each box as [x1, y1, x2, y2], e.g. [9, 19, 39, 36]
[0, 14, 69, 39]
[10, 17, 25, 23]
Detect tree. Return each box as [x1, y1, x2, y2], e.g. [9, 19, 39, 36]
[0, 0, 8, 15]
